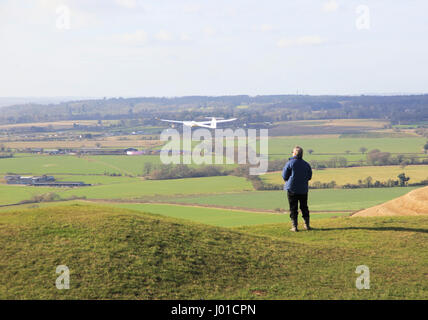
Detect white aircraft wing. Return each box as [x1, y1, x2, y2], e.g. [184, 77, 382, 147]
[215, 118, 237, 123]
[160, 119, 186, 124]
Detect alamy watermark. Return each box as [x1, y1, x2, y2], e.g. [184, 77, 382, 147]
[356, 5, 370, 30]
[160, 127, 269, 175]
[56, 265, 70, 290]
[355, 265, 370, 289]
[56, 5, 71, 30]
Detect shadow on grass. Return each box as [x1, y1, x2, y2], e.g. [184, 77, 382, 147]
[311, 226, 428, 234]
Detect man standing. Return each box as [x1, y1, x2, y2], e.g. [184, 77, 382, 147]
[282, 146, 312, 232]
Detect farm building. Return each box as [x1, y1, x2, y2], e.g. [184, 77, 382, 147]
[4, 175, 90, 187]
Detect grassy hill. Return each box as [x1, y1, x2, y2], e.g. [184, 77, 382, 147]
[0, 204, 426, 299]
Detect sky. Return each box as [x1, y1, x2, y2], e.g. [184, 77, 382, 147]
[0, 0, 427, 98]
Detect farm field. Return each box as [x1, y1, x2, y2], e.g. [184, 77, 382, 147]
[0, 185, 59, 206]
[1, 134, 427, 177]
[0, 154, 162, 176]
[98, 203, 351, 227]
[166, 187, 418, 212]
[0, 155, 118, 175]
[262, 165, 428, 187]
[0, 176, 254, 206]
[59, 176, 253, 200]
[0, 139, 162, 149]
[54, 174, 139, 185]
[267, 136, 426, 160]
[0, 204, 426, 299]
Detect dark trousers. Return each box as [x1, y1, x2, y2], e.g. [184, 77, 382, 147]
[287, 191, 310, 225]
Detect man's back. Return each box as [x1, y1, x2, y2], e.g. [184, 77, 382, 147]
[282, 157, 312, 194]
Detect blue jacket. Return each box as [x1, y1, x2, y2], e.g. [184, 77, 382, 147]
[282, 157, 312, 194]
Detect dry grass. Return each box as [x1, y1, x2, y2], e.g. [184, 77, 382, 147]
[0, 120, 111, 130]
[353, 186, 428, 217]
[0, 139, 162, 149]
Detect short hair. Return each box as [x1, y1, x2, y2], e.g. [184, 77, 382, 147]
[293, 146, 303, 159]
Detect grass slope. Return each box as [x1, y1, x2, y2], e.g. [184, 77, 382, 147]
[0, 204, 426, 299]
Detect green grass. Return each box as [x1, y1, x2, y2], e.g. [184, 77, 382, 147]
[0, 155, 115, 175]
[0, 154, 165, 176]
[167, 187, 418, 212]
[268, 136, 426, 160]
[0, 185, 60, 206]
[0, 176, 253, 206]
[0, 204, 426, 299]
[59, 176, 253, 200]
[102, 203, 350, 227]
[54, 174, 139, 185]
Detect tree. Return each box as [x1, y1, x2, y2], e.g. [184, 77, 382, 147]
[307, 149, 314, 155]
[359, 147, 368, 154]
[397, 173, 410, 187]
[143, 162, 153, 175]
[367, 149, 391, 165]
[363, 176, 373, 188]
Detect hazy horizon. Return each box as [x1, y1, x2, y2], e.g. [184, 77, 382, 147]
[2, 91, 428, 108]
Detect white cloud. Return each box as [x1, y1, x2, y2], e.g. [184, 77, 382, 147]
[277, 36, 325, 48]
[203, 27, 216, 37]
[115, 0, 138, 9]
[323, 0, 339, 13]
[114, 30, 148, 44]
[180, 33, 192, 42]
[260, 24, 274, 32]
[183, 4, 200, 14]
[155, 30, 173, 42]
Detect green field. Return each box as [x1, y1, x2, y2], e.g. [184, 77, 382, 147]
[0, 185, 60, 206]
[267, 136, 426, 161]
[167, 187, 418, 212]
[1, 135, 426, 177]
[0, 176, 254, 206]
[0, 154, 164, 176]
[262, 165, 428, 187]
[102, 203, 351, 227]
[0, 204, 426, 299]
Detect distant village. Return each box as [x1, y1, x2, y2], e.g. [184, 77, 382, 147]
[4, 175, 90, 187]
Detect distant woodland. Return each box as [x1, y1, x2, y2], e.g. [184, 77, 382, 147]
[1, 94, 427, 125]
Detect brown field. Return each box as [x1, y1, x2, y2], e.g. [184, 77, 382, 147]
[352, 186, 428, 217]
[0, 120, 118, 130]
[272, 134, 341, 139]
[0, 139, 162, 149]
[279, 119, 390, 128]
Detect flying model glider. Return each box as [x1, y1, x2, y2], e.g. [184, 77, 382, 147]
[159, 117, 237, 129]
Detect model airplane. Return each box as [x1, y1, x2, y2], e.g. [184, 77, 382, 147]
[159, 117, 237, 129]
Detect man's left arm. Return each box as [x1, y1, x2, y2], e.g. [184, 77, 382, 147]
[307, 163, 312, 181]
[282, 162, 291, 182]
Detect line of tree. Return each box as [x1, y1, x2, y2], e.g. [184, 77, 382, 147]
[1, 94, 427, 125]
[144, 164, 228, 180]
